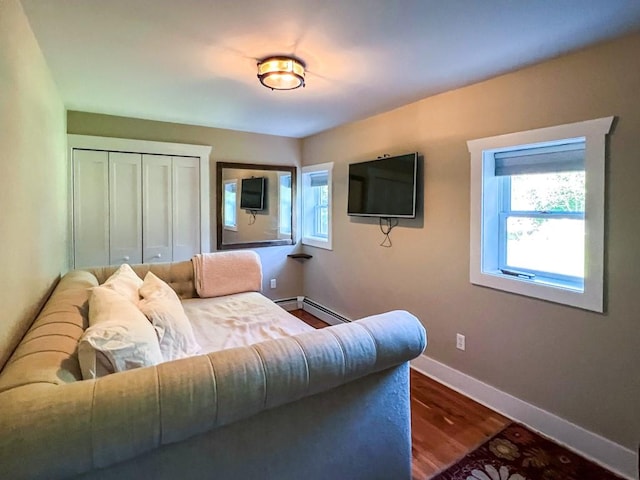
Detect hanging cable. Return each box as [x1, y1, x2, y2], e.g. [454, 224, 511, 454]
[248, 210, 257, 225]
[379, 217, 399, 247]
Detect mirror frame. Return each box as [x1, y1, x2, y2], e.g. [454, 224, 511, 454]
[216, 162, 296, 250]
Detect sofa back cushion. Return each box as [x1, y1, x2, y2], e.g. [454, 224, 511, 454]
[0, 270, 97, 393]
[87, 260, 197, 299]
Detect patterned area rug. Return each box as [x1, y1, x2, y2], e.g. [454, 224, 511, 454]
[432, 424, 625, 480]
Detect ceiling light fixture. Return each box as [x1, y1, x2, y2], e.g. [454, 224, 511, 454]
[257, 56, 305, 91]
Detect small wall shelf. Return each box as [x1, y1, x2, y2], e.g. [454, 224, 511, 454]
[287, 253, 313, 260]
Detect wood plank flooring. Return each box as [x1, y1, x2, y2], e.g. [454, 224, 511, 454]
[289, 309, 511, 480]
[290, 309, 332, 329]
[409, 369, 510, 478]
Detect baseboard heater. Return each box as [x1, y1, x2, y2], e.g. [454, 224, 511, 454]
[274, 297, 351, 325]
[274, 297, 298, 309]
[302, 298, 351, 323]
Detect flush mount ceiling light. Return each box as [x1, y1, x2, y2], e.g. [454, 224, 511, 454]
[257, 56, 305, 90]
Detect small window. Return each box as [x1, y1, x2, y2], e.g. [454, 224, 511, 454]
[223, 179, 238, 231]
[302, 162, 333, 250]
[468, 117, 613, 312]
[278, 172, 292, 237]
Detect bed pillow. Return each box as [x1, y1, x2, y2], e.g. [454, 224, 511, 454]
[138, 272, 201, 361]
[78, 286, 163, 379]
[101, 263, 143, 304]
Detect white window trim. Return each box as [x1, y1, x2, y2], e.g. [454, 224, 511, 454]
[301, 162, 333, 250]
[467, 117, 613, 312]
[223, 178, 238, 231]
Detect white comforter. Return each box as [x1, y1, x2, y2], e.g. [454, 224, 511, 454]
[182, 292, 314, 354]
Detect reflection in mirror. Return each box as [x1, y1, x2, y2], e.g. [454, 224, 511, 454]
[216, 162, 296, 250]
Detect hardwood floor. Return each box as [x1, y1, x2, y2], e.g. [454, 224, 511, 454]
[289, 309, 511, 480]
[289, 309, 332, 329]
[409, 369, 510, 479]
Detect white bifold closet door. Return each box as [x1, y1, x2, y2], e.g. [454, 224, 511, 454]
[73, 149, 110, 268]
[172, 156, 200, 261]
[142, 155, 200, 263]
[73, 150, 200, 268]
[142, 154, 172, 263]
[109, 152, 142, 265]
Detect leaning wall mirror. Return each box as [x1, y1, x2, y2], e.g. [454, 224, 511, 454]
[216, 162, 296, 250]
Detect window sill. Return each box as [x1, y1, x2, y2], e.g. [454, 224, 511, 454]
[302, 236, 332, 251]
[471, 270, 601, 312]
[223, 226, 238, 232]
[488, 270, 583, 293]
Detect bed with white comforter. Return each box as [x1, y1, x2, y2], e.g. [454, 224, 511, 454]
[184, 292, 313, 353]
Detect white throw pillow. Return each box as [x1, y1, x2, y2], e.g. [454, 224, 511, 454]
[101, 263, 143, 304]
[138, 272, 201, 361]
[78, 286, 163, 380]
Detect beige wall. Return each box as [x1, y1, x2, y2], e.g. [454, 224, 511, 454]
[67, 112, 303, 300]
[0, 0, 68, 368]
[301, 32, 640, 450]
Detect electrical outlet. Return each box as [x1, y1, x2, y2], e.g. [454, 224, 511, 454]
[270, 278, 277, 289]
[456, 333, 466, 351]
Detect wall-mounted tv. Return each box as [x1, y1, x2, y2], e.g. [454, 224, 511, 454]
[347, 153, 418, 218]
[240, 177, 266, 210]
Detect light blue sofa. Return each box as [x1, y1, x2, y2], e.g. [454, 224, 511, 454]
[0, 260, 427, 479]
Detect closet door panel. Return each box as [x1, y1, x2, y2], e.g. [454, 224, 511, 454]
[173, 157, 200, 261]
[73, 149, 109, 268]
[109, 152, 142, 265]
[143, 155, 173, 263]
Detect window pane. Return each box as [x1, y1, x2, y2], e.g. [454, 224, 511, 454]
[314, 205, 328, 237]
[224, 182, 236, 227]
[319, 184, 328, 206]
[310, 184, 329, 237]
[279, 174, 292, 235]
[313, 184, 328, 206]
[506, 217, 584, 278]
[510, 171, 585, 212]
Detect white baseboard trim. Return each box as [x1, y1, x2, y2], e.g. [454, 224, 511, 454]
[411, 355, 637, 480]
[301, 297, 350, 326]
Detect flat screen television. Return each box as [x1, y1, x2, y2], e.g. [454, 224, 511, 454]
[240, 177, 266, 210]
[347, 153, 418, 218]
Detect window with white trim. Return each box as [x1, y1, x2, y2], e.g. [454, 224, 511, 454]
[223, 179, 238, 231]
[301, 162, 333, 250]
[467, 117, 613, 312]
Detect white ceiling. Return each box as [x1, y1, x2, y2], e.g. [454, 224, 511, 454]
[21, 0, 640, 138]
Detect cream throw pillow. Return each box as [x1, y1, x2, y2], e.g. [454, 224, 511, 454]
[78, 286, 163, 380]
[101, 263, 143, 304]
[138, 272, 201, 361]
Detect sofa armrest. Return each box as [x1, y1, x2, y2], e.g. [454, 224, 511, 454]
[0, 311, 426, 479]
